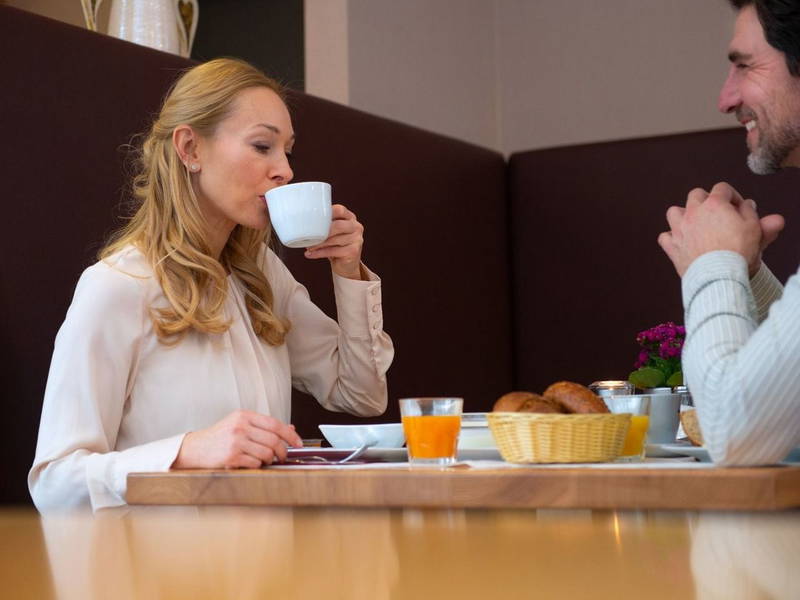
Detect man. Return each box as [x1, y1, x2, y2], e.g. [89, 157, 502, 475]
[658, 0, 800, 465]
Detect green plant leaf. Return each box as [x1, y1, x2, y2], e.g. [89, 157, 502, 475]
[628, 367, 665, 389]
[652, 357, 671, 372]
[666, 371, 683, 387]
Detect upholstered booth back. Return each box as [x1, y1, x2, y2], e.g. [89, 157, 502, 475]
[509, 131, 800, 393]
[0, 6, 511, 504]
[1, 7, 196, 504]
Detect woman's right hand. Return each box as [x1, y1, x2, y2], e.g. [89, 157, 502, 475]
[172, 410, 303, 469]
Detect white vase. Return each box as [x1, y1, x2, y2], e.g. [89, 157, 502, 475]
[106, 0, 198, 58]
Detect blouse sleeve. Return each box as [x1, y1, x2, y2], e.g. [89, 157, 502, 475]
[266, 250, 394, 417]
[28, 264, 185, 512]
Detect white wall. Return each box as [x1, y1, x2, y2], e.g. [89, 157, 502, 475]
[12, 0, 740, 155]
[5, 0, 109, 29]
[347, 0, 499, 150]
[306, 0, 498, 150]
[306, 0, 739, 155]
[304, 0, 350, 105]
[495, 0, 736, 154]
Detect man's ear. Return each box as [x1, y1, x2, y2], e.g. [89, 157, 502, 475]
[173, 125, 200, 167]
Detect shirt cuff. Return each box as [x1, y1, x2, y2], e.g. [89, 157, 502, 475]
[681, 250, 758, 334]
[332, 263, 383, 339]
[749, 262, 784, 322]
[682, 251, 749, 306]
[86, 433, 186, 511]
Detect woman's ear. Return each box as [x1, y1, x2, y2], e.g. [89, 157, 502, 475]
[173, 125, 200, 170]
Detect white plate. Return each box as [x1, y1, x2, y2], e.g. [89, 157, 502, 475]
[285, 447, 503, 463]
[287, 447, 408, 462]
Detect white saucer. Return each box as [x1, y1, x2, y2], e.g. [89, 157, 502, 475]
[646, 441, 699, 458]
[657, 442, 711, 461]
[653, 443, 800, 463]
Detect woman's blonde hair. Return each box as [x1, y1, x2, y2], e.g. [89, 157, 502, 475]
[101, 58, 290, 346]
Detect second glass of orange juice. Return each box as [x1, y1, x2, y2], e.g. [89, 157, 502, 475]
[399, 398, 463, 466]
[605, 395, 651, 461]
[620, 414, 650, 459]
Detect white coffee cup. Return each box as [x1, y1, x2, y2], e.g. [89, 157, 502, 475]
[265, 181, 332, 248]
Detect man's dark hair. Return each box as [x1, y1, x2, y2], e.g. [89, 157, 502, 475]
[730, 0, 800, 76]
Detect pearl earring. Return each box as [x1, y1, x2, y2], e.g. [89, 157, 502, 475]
[191, 164, 199, 171]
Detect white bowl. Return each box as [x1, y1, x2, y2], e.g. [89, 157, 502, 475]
[458, 413, 496, 449]
[319, 423, 406, 449]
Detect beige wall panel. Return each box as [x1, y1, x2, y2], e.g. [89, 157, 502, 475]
[316, 0, 739, 154]
[495, 0, 737, 153]
[13, 0, 742, 154]
[6, 0, 110, 30]
[347, 0, 498, 150]
[305, 0, 350, 105]
[5, 0, 83, 27]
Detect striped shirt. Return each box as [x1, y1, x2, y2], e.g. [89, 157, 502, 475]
[682, 250, 800, 465]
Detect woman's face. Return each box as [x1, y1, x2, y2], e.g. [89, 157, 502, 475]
[194, 87, 295, 234]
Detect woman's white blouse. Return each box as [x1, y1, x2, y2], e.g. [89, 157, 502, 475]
[28, 246, 394, 511]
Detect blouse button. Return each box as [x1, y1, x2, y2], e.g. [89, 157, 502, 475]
[372, 322, 380, 330]
[371, 288, 379, 296]
[372, 304, 380, 313]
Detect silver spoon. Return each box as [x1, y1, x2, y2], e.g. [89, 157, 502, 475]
[277, 440, 377, 465]
[337, 441, 376, 464]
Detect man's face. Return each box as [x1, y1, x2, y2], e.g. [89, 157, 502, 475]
[719, 5, 800, 173]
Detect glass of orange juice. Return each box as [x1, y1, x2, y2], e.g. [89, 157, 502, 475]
[605, 395, 651, 461]
[399, 397, 463, 466]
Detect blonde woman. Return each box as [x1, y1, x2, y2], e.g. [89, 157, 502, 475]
[28, 59, 394, 512]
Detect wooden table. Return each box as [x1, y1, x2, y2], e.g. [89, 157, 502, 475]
[127, 464, 800, 510]
[3, 506, 800, 599]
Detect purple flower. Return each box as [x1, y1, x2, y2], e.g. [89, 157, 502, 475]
[659, 340, 682, 359]
[634, 322, 685, 374]
[637, 328, 659, 346]
[655, 323, 677, 341]
[637, 322, 685, 348]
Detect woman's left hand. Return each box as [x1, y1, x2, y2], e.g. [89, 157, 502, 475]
[304, 204, 365, 280]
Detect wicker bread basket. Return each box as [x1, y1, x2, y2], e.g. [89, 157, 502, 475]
[487, 412, 631, 463]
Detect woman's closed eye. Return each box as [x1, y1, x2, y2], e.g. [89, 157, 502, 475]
[253, 143, 271, 154]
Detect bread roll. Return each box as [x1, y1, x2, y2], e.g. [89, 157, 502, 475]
[518, 394, 564, 414]
[493, 391, 536, 412]
[543, 381, 609, 414]
[680, 409, 704, 446]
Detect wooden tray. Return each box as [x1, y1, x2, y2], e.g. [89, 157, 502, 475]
[127, 465, 800, 511]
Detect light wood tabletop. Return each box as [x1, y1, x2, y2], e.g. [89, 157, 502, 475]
[3, 506, 799, 600]
[127, 464, 800, 510]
